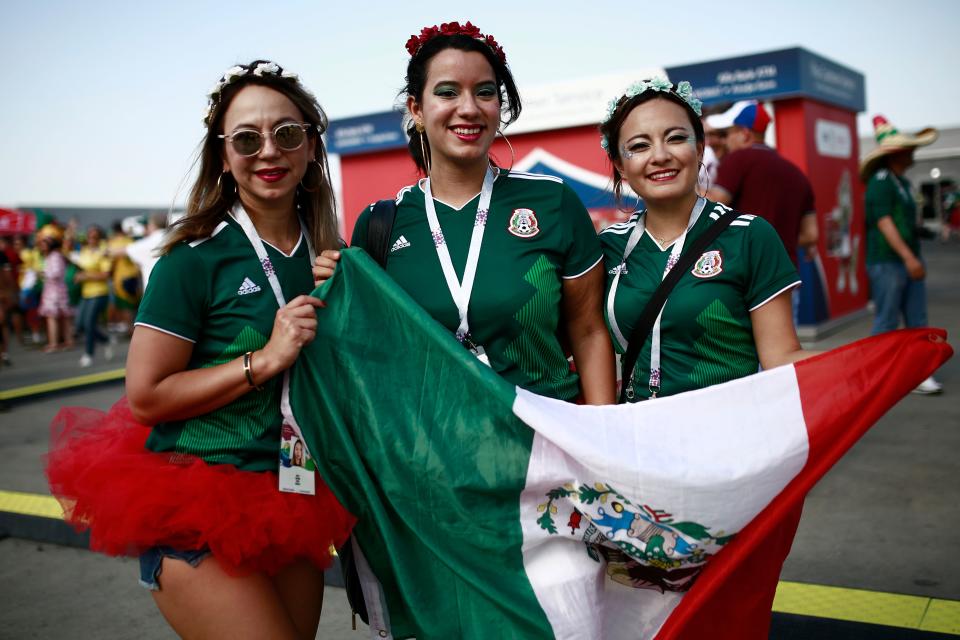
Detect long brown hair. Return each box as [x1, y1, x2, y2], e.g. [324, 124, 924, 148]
[164, 60, 339, 254]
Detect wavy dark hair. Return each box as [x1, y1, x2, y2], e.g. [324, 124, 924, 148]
[599, 89, 705, 203]
[164, 60, 339, 254]
[402, 34, 522, 174]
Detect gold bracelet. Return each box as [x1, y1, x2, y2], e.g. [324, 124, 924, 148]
[243, 351, 263, 391]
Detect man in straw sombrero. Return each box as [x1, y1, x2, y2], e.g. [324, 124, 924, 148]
[861, 115, 942, 394]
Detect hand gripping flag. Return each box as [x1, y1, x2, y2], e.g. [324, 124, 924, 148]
[289, 249, 951, 640]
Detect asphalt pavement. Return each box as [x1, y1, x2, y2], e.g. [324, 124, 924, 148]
[1, 240, 957, 639]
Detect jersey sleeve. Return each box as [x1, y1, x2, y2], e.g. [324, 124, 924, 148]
[560, 183, 602, 278]
[135, 243, 208, 342]
[865, 173, 897, 224]
[743, 217, 801, 311]
[349, 205, 375, 249]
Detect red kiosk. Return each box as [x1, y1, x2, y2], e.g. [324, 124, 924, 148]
[328, 48, 867, 335]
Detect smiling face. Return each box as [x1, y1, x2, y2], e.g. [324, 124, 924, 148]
[407, 49, 501, 174]
[615, 98, 704, 207]
[221, 84, 315, 212]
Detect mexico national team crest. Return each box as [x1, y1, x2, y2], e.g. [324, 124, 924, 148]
[508, 208, 540, 238]
[691, 250, 723, 278]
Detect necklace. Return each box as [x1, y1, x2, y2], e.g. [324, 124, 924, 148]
[648, 230, 682, 246]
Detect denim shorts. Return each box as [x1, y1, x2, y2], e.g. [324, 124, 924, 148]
[139, 546, 211, 591]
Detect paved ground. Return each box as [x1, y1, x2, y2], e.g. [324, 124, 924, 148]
[1, 240, 957, 638]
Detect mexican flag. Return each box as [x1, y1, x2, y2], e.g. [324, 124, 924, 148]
[290, 249, 951, 640]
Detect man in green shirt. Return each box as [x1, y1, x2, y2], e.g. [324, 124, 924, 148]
[860, 115, 941, 394]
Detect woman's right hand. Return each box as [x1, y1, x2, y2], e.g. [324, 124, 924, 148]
[313, 249, 341, 286]
[256, 294, 325, 379]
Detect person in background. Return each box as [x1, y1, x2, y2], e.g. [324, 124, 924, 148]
[107, 221, 140, 335]
[125, 211, 169, 290]
[36, 224, 75, 352]
[0, 240, 13, 364]
[74, 225, 113, 367]
[859, 115, 942, 394]
[700, 101, 738, 185]
[15, 234, 44, 345]
[706, 101, 817, 326]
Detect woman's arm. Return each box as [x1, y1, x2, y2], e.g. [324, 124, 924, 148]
[751, 291, 818, 369]
[126, 294, 324, 424]
[563, 263, 616, 405]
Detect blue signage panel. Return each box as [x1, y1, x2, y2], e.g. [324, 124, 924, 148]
[797, 49, 865, 112]
[666, 47, 864, 112]
[327, 110, 407, 156]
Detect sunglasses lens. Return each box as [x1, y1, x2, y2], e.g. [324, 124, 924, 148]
[231, 131, 262, 156]
[275, 124, 306, 151]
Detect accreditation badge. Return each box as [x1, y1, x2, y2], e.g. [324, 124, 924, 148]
[278, 422, 316, 495]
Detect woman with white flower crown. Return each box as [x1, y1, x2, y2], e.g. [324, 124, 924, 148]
[593, 78, 816, 616]
[314, 21, 616, 405]
[598, 78, 813, 404]
[47, 60, 354, 639]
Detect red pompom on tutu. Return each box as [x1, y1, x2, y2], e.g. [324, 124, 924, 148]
[45, 398, 355, 576]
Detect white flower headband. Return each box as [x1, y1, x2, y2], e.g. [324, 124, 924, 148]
[599, 77, 703, 153]
[203, 61, 301, 126]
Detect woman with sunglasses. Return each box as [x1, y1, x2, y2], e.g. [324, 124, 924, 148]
[315, 22, 615, 404]
[48, 60, 353, 639]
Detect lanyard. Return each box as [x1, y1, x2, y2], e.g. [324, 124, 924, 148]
[232, 205, 317, 493]
[607, 197, 706, 397]
[422, 165, 496, 346]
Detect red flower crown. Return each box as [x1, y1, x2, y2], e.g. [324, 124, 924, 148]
[405, 21, 507, 64]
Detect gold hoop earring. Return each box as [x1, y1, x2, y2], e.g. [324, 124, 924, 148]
[217, 171, 236, 198]
[496, 128, 516, 171]
[300, 161, 321, 193]
[419, 130, 431, 175]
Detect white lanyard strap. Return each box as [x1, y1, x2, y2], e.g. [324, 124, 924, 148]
[231, 205, 317, 460]
[608, 197, 706, 397]
[232, 206, 316, 308]
[423, 166, 496, 343]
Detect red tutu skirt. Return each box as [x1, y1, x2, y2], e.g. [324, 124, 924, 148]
[45, 398, 355, 576]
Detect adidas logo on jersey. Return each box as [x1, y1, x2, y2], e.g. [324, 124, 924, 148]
[237, 277, 261, 295]
[390, 235, 411, 253]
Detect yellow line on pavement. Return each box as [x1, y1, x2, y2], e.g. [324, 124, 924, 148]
[774, 580, 960, 635]
[0, 487, 957, 635]
[0, 368, 125, 401]
[0, 489, 65, 519]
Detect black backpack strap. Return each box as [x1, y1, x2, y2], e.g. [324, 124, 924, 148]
[618, 206, 739, 403]
[366, 198, 398, 268]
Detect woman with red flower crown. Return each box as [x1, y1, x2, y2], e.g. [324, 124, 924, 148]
[46, 61, 355, 639]
[315, 21, 616, 406]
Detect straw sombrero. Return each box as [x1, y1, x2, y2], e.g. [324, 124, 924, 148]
[859, 115, 938, 182]
[36, 223, 64, 242]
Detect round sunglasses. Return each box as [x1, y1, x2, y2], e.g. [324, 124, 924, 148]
[219, 122, 314, 157]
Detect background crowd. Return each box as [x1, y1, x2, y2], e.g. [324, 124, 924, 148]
[0, 211, 169, 368]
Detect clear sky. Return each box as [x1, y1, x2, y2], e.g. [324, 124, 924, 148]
[2, 0, 958, 207]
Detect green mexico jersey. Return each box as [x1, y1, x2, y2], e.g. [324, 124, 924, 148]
[601, 199, 799, 401]
[865, 169, 920, 264]
[136, 214, 315, 471]
[352, 170, 602, 400]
